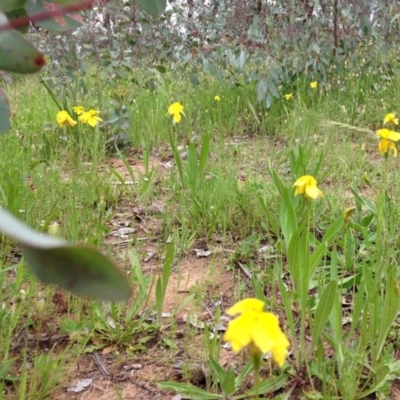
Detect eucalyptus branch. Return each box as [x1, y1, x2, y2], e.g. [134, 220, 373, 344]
[0, 0, 95, 32]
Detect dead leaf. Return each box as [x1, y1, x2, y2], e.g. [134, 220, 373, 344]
[102, 346, 114, 355]
[194, 248, 212, 257]
[108, 227, 136, 238]
[67, 378, 93, 393]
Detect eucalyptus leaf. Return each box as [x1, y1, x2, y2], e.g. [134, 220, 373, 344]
[0, 12, 45, 73]
[25, 0, 81, 31]
[0, 209, 132, 301]
[0, 0, 27, 12]
[136, 0, 166, 16]
[51, 0, 87, 4]
[23, 245, 132, 301]
[5, 8, 28, 33]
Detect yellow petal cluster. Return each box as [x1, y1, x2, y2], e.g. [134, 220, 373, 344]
[78, 109, 103, 127]
[56, 110, 77, 127]
[383, 113, 399, 126]
[223, 298, 290, 367]
[293, 175, 323, 199]
[379, 138, 397, 157]
[284, 93, 293, 100]
[167, 102, 186, 124]
[377, 128, 400, 141]
[377, 128, 400, 158]
[73, 106, 85, 116]
[214, 95, 221, 102]
[310, 81, 318, 89]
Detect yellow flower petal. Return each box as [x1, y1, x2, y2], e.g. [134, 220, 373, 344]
[167, 102, 185, 124]
[251, 313, 279, 353]
[224, 311, 257, 352]
[172, 113, 182, 124]
[224, 302, 290, 367]
[390, 141, 398, 157]
[384, 113, 399, 126]
[305, 185, 323, 199]
[310, 81, 318, 89]
[284, 93, 293, 100]
[56, 110, 77, 127]
[253, 313, 290, 366]
[214, 95, 220, 102]
[293, 175, 323, 199]
[377, 128, 400, 142]
[377, 128, 390, 139]
[226, 298, 265, 315]
[388, 131, 400, 142]
[73, 106, 85, 115]
[344, 206, 356, 223]
[379, 138, 397, 157]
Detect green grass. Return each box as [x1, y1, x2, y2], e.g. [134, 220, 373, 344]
[2, 56, 400, 399]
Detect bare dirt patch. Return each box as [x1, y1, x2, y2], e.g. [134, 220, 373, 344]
[49, 253, 238, 400]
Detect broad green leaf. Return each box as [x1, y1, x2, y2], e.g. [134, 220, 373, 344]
[267, 77, 279, 98]
[279, 278, 298, 361]
[373, 274, 400, 362]
[187, 142, 198, 189]
[0, 209, 132, 301]
[0, 0, 27, 12]
[209, 357, 227, 385]
[233, 374, 288, 399]
[25, 0, 81, 31]
[136, 0, 166, 16]
[155, 64, 166, 73]
[234, 359, 253, 388]
[221, 367, 236, 395]
[169, 132, 185, 188]
[279, 191, 297, 251]
[0, 88, 11, 134]
[310, 214, 343, 276]
[156, 381, 221, 399]
[311, 279, 337, 349]
[199, 132, 210, 178]
[0, 12, 45, 73]
[51, 0, 87, 4]
[5, 8, 29, 33]
[23, 245, 132, 301]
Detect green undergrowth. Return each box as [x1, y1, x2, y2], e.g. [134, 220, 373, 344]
[2, 58, 400, 399]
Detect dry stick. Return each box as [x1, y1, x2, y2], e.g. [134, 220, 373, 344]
[0, 0, 96, 32]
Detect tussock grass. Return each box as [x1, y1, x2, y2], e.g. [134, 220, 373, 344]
[2, 57, 400, 398]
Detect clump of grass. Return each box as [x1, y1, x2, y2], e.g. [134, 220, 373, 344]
[2, 54, 400, 398]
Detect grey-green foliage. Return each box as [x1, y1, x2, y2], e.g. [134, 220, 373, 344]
[0, 0, 167, 300]
[40, 0, 400, 108]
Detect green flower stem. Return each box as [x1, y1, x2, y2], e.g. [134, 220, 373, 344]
[299, 200, 312, 365]
[252, 352, 261, 400]
[376, 154, 390, 279]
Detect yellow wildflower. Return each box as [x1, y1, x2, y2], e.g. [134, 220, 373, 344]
[167, 102, 185, 124]
[377, 128, 400, 142]
[310, 81, 318, 89]
[56, 110, 77, 127]
[344, 207, 356, 223]
[214, 95, 221, 102]
[73, 106, 86, 116]
[379, 138, 397, 157]
[383, 113, 399, 126]
[78, 109, 103, 127]
[224, 298, 289, 367]
[293, 175, 323, 199]
[284, 93, 293, 100]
